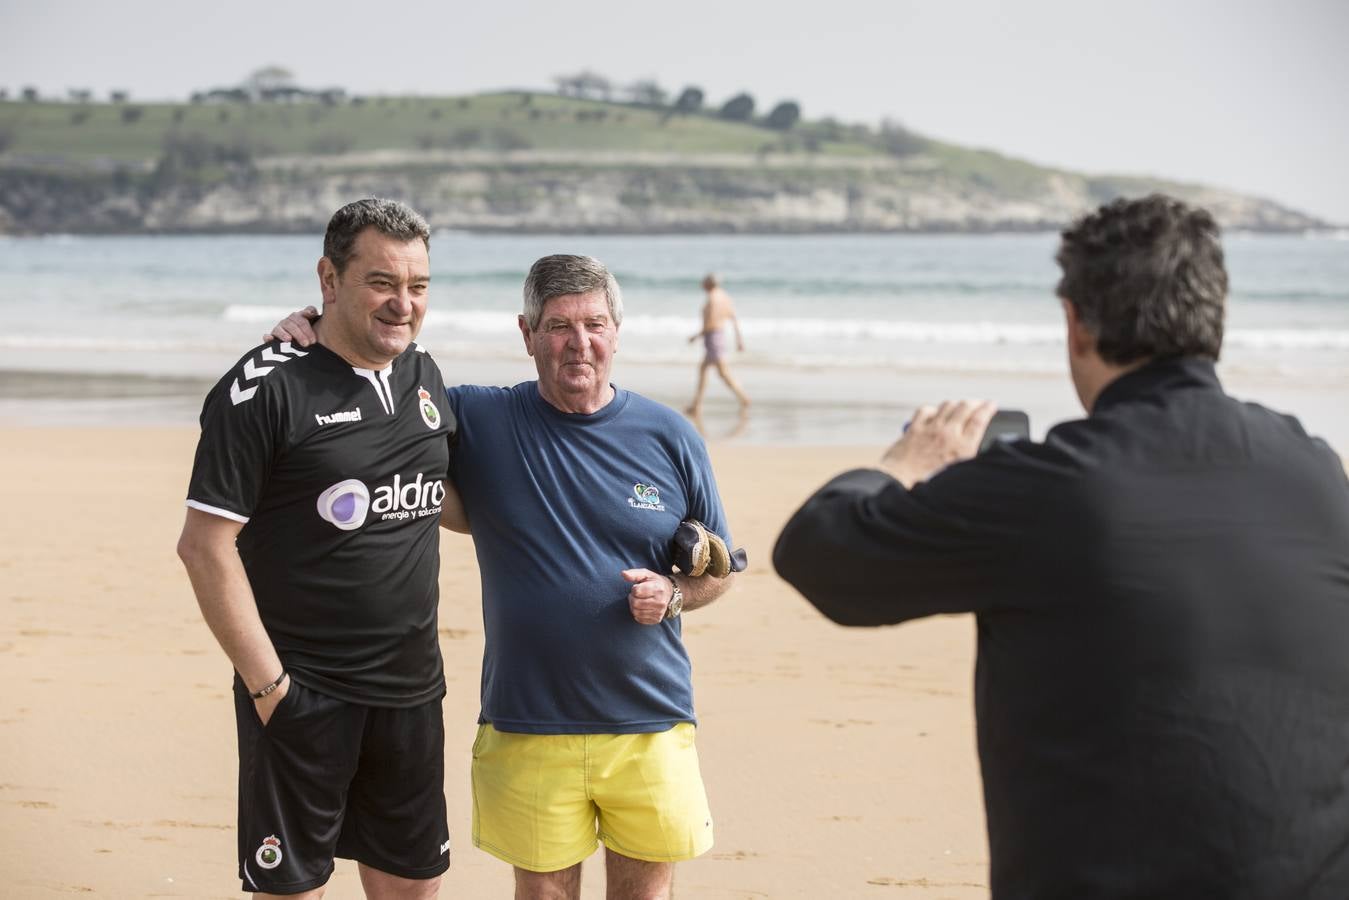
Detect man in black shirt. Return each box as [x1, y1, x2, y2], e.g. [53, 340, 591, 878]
[774, 195, 1349, 898]
[177, 199, 456, 897]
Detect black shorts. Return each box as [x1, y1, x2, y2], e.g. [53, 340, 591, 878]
[232, 676, 449, 894]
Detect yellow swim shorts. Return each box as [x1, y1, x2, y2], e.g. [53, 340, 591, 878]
[470, 722, 714, 872]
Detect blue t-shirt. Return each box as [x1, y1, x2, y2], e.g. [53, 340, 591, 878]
[448, 382, 732, 734]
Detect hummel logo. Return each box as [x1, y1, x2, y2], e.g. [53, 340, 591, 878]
[316, 407, 362, 426]
[230, 342, 308, 405]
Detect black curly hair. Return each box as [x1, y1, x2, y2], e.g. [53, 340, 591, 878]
[1056, 195, 1228, 365]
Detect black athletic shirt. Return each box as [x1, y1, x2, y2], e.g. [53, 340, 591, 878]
[774, 358, 1349, 898]
[186, 340, 451, 707]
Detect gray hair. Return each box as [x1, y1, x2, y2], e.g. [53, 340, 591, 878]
[323, 198, 431, 275]
[522, 255, 624, 330]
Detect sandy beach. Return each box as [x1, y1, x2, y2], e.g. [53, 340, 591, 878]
[1, 425, 992, 898]
[4, 352, 1347, 900]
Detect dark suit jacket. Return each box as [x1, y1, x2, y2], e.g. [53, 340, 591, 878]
[775, 357, 1349, 899]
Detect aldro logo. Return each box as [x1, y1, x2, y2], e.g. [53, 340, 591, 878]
[317, 473, 445, 530]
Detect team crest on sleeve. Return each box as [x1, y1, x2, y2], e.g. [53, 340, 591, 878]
[255, 834, 283, 869]
[628, 482, 666, 511]
[417, 387, 441, 430]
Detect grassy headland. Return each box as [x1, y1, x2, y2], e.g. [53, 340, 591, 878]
[0, 91, 1324, 234]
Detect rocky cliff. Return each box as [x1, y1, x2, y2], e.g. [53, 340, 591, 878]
[0, 151, 1324, 235]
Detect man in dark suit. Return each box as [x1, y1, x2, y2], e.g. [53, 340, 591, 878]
[774, 195, 1349, 898]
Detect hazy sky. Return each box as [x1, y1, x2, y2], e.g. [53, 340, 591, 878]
[3, 0, 1346, 222]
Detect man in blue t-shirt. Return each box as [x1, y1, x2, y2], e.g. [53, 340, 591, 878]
[273, 254, 738, 900]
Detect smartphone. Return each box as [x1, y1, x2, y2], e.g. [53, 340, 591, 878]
[979, 410, 1030, 453]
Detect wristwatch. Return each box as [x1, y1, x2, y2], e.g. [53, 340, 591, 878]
[664, 578, 684, 620]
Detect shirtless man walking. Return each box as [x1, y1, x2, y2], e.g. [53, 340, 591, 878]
[686, 273, 750, 416]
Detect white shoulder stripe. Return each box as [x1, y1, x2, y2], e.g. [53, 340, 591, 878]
[230, 343, 307, 406]
[185, 499, 250, 524]
[242, 357, 273, 380]
[229, 379, 257, 405]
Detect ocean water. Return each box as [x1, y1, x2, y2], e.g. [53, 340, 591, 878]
[2, 232, 1347, 444]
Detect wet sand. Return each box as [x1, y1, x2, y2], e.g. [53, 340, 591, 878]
[3, 358, 1345, 451]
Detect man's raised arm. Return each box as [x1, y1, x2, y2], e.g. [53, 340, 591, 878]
[774, 400, 1000, 626]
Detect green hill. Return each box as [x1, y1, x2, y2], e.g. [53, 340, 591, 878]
[0, 91, 878, 161]
[0, 91, 1325, 234]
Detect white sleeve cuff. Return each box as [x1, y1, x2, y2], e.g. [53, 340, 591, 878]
[185, 499, 250, 524]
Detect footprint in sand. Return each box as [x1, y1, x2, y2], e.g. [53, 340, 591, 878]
[154, 819, 230, 830]
[708, 849, 761, 861]
[78, 819, 140, 830]
[867, 876, 986, 888]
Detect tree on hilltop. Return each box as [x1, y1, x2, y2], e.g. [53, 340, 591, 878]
[672, 86, 704, 114]
[246, 66, 295, 94]
[554, 70, 612, 101]
[878, 118, 930, 157]
[719, 92, 755, 122]
[766, 100, 801, 130]
[625, 79, 667, 106]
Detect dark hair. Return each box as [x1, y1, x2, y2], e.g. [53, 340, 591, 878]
[322, 198, 430, 275]
[521, 254, 624, 330]
[1056, 194, 1227, 364]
